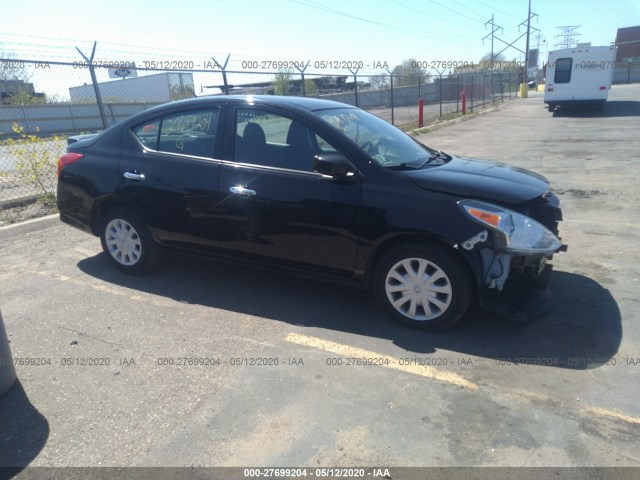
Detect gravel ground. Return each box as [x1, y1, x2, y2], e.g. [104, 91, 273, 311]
[0, 200, 57, 227]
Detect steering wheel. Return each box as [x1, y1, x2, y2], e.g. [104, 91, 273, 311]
[361, 141, 376, 154]
[376, 137, 395, 155]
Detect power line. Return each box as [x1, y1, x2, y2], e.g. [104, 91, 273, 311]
[290, 0, 392, 28]
[390, 0, 465, 26]
[389, 0, 493, 36]
[424, 0, 486, 25]
[452, 0, 486, 19]
[289, 0, 447, 38]
[588, 10, 639, 36]
[468, 0, 521, 20]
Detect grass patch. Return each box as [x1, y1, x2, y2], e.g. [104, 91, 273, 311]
[399, 100, 505, 136]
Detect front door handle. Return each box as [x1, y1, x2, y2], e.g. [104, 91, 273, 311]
[229, 186, 256, 196]
[123, 171, 145, 181]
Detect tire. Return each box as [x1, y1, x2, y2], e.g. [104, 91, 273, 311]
[373, 243, 472, 330]
[100, 207, 158, 274]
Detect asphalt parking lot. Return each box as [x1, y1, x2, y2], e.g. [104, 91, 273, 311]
[0, 84, 639, 473]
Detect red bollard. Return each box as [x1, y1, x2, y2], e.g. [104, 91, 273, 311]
[418, 98, 424, 128]
[461, 92, 466, 114]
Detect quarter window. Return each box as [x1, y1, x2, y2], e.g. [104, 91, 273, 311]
[554, 58, 572, 84]
[315, 133, 338, 153]
[133, 121, 159, 149]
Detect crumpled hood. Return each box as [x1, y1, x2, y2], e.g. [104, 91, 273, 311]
[407, 155, 549, 204]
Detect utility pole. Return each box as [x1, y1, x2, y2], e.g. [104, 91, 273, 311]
[479, 4, 538, 101]
[482, 11, 537, 68]
[483, 15, 503, 100]
[483, 14, 503, 64]
[518, 0, 538, 97]
[555, 26, 582, 48]
[522, 0, 532, 87]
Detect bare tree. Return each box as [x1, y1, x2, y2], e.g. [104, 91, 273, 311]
[0, 43, 42, 104]
[393, 58, 430, 87]
[370, 74, 390, 89]
[0, 43, 30, 82]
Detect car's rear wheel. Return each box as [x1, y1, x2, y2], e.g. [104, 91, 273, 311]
[373, 243, 472, 330]
[100, 208, 157, 274]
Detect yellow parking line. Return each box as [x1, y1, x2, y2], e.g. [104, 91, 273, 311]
[492, 387, 640, 425]
[584, 407, 640, 425]
[284, 332, 478, 390]
[36, 270, 175, 307]
[285, 333, 640, 426]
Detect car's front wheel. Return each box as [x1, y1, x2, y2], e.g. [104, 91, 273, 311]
[373, 243, 472, 330]
[100, 208, 157, 274]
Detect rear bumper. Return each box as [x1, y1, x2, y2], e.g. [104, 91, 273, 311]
[545, 99, 606, 108]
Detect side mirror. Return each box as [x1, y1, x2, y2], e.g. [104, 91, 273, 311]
[313, 153, 356, 181]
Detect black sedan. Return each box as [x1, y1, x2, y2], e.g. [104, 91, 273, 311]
[57, 95, 565, 330]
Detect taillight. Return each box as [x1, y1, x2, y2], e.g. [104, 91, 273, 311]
[57, 153, 84, 177]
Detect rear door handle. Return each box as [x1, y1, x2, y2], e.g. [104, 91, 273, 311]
[123, 171, 145, 181]
[229, 186, 256, 196]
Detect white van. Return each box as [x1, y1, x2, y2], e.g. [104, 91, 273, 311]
[544, 46, 617, 111]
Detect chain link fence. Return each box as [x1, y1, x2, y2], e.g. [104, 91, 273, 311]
[0, 58, 521, 206]
[612, 62, 640, 84]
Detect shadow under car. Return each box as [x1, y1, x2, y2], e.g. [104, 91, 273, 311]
[77, 252, 622, 371]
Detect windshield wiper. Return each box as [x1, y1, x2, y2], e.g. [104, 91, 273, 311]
[414, 151, 447, 167]
[387, 161, 425, 170]
[423, 150, 449, 164]
[386, 151, 449, 170]
[430, 150, 447, 159]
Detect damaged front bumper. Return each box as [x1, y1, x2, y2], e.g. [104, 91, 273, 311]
[476, 248, 562, 321]
[458, 193, 567, 321]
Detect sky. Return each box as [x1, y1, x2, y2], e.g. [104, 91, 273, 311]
[1, 0, 639, 97]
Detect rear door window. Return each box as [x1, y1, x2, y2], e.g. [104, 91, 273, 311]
[133, 109, 219, 158]
[554, 58, 572, 84]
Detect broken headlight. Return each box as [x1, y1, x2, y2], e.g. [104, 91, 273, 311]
[459, 199, 561, 255]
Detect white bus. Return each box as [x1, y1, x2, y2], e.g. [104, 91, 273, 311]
[544, 45, 617, 112]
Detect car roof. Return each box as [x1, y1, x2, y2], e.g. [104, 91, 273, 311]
[141, 95, 356, 116]
[98, 95, 359, 138]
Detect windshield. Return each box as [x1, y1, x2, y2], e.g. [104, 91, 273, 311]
[313, 108, 442, 168]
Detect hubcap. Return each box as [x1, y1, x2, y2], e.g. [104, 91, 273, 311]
[105, 219, 142, 266]
[385, 258, 453, 321]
